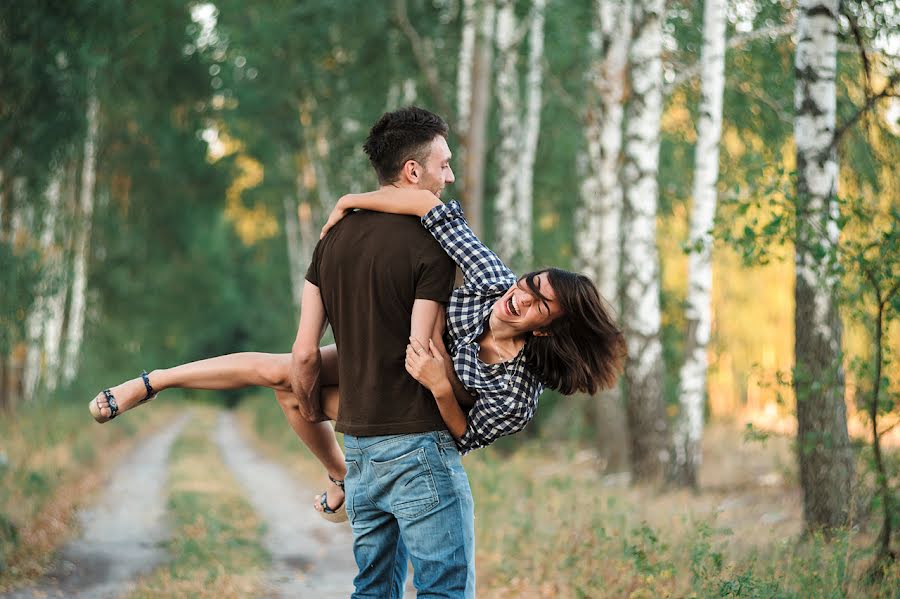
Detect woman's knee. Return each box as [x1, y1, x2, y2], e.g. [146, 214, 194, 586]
[253, 353, 291, 391]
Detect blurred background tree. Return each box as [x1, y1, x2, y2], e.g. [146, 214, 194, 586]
[1, 0, 897, 544]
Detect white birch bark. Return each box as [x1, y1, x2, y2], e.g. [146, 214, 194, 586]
[513, 0, 546, 269]
[62, 91, 100, 384]
[493, 0, 521, 266]
[42, 166, 75, 390]
[576, 0, 633, 473]
[793, 0, 852, 531]
[620, 0, 669, 483]
[577, 0, 632, 300]
[494, 0, 543, 269]
[23, 170, 64, 400]
[671, 0, 727, 488]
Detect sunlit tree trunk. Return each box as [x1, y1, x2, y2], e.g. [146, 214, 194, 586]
[62, 91, 99, 384]
[670, 0, 727, 489]
[23, 169, 64, 400]
[43, 165, 76, 392]
[621, 0, 669, 484]
[461, 0, 495, 236]
[493, 0, 522, 266]
[514, 0, 545, 270]
[494, 0, 543, 270]
[577, 0, 633, 473]
[793, 0, 852, 532]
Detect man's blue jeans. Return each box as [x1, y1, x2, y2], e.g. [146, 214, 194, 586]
[344, 430, 475, 599]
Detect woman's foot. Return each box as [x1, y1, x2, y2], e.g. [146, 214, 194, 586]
[89, 371, 157, 423]
[313, 475, 347, 523]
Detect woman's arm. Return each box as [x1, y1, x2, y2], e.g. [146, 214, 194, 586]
[405, 338, 469, 439]
[321, 188, 440, 237]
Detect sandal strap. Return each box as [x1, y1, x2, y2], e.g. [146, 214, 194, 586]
[328, 475, 345, 490]
[140, 370, 155, 402]
[103, 389, 119, 419]
[319, 492, 338, 514]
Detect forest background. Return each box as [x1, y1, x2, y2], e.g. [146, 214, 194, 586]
[1, 0, 898, 596]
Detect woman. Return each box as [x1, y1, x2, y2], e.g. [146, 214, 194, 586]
[90, 188, 626, 520]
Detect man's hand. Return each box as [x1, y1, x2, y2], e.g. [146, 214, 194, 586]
[405, 338, 451, 395]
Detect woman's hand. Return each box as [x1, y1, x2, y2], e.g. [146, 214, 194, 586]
[405, 338, 450, 392]
[320, 197, 351, 239]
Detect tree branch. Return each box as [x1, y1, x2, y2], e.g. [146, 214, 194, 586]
[831, 71, 900, 148]
[393, 0, 454, 121]
[665, 23, 794, 93]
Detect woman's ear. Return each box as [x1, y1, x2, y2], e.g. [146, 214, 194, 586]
[532, 330, 551, 337]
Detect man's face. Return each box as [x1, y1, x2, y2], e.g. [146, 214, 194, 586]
[416, 136, 455, 197]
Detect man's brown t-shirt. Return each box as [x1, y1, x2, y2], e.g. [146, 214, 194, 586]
[306, 210, 456, 436]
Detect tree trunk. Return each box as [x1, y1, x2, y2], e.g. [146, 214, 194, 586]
[578, 0, 633, 474]
[62, 91, 100, 384]
[43, 163, 77, 391]
[23, 169, 64, 400]
[493, 0, 521, 267]
[456, 0, 477, 177]
[793, 0, 853, 532]
[669, 0, 727, 489]
[284, 196, 305, 312]
[460, 0, 494, 236]
[513, 0, 546, 270]
[621, 0, 669, 484]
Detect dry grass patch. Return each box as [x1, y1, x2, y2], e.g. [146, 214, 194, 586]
[0, 398, 178, 591]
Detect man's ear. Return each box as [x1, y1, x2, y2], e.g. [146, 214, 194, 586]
[532, 329, 552, 337]
[401, 159, 419, 184]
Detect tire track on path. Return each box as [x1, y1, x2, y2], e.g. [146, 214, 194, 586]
[3, 415, 190, 599]
[214, 411, 374, 598]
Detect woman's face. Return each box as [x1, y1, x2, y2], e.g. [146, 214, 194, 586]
[492, 271, 563, 336]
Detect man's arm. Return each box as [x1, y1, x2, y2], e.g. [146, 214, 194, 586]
[289, 281, 329, 422]
[429, 305, 475, 410]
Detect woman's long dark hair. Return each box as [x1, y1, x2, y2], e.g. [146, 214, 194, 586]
[522, 268, 626, 395]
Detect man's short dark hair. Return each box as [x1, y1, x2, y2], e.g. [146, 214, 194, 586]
[363, 106, 450, 185]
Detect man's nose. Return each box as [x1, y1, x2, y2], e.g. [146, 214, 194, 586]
[445, 167, 455, 184]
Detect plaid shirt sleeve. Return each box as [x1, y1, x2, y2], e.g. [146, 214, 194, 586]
[421, 200, 516, 296]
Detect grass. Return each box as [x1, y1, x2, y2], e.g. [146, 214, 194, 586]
[0, 393, 177, 591]
[237, 394, 899, 598]
[126, 406, 269, 598]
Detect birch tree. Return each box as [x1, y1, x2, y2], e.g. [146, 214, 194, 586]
[494, 0, 546, 270]
[620, 0, 669, 483]
[577, 0, 633, 472]
[793, 0, 853, 531]
[62, 89, 100, 384]
[22, 169, 64, 400]
[670, 0, 727, 488]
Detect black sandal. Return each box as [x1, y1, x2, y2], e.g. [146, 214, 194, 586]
[92, 371, 156, 422]
[317, 475, 348, 523]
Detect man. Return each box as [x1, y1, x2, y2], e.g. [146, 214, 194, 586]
[289, 107, 475, 598]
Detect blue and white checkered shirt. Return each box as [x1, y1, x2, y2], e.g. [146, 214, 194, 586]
[421, 201, 545, 455]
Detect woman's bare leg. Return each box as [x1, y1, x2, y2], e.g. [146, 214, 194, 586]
[91, 352, 297, 422]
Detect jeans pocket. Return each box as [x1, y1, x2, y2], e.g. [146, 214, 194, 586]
[344, 459, 360, 524]
[371, 447, 439, 519]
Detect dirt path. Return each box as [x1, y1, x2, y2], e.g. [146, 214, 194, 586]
[214, 411, 365, 597]
[4, 415, 189, 599]
[5, 411, 422, 598]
